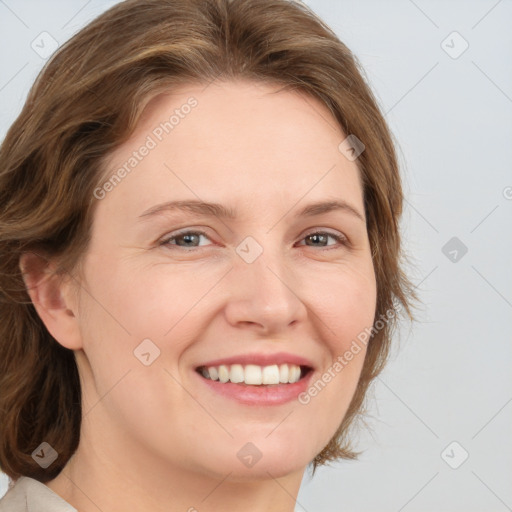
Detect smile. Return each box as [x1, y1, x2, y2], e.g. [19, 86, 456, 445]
[196, 363, 310, 385]
[194, 355, 315, 405]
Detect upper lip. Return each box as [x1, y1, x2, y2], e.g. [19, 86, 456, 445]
[196, 352, 315, 370]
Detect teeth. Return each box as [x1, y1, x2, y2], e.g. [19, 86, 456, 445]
[245, 364, 262, 385]
[279, 363, 289, 383]
[288, 365, 300, 384]
[218, 365, 229, 383]
[262, 364, 280, 385]
[200, 363, 303, 385]
[230, 364, 244, 383]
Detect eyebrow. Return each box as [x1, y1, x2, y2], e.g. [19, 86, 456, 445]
[138, 199, 365, 223]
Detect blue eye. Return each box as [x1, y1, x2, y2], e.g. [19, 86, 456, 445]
[297, 231, 347, 248]
[159, 229, 348, 250]
[160, 230, 211, 248]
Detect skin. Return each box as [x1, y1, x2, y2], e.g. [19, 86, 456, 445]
[21, 79, 377, 512]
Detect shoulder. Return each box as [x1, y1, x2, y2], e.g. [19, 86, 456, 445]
[0, 476, 77, 512]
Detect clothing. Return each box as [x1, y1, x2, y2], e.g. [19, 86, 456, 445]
[0, 476, 76, 512]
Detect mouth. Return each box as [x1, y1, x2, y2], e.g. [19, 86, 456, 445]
[194, 355, 315, 405]
[195, 363, 313, 386]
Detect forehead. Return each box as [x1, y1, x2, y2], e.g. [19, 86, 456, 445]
[97, 79, 364, 220]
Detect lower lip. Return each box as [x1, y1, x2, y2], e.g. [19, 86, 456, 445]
[196, 371, 313, 406]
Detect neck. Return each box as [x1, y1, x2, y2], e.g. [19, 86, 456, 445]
[45, 424, 306, 512]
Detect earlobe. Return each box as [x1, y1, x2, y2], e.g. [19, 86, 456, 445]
[19, 251, 83, 350]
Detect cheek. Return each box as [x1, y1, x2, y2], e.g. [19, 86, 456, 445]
[80, 253, 219, 341]
[74, 256, 226, 412]
[294, 260, 376, 435]
[302, 259, 377, 349]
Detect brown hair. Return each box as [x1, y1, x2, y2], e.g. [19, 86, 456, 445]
[0, 0, 417, 483]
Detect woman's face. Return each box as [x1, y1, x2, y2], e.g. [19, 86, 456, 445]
[69, 79, 377, 480]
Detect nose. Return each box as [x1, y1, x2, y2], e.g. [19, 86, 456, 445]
[223, 245, 308, 334]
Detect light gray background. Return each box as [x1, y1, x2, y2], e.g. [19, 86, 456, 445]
[1, 1, 511, 511]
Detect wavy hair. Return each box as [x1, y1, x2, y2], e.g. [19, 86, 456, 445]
[0, 0, 417, 482]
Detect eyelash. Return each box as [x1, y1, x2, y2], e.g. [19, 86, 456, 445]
[159, 229, 349, 251]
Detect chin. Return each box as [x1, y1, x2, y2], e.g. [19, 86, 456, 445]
[199, 436, 319, 482]
[220, 456, 309, 482]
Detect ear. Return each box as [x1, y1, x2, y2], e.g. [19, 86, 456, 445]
[19, 250, 83, 350]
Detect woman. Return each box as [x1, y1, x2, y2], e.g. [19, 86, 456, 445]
[0, 0, 416, 510]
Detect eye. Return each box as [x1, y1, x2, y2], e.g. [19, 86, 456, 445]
[296, 231, 348, 249]
[159, 229, 348, 251]
[159, 229, 212, 249]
